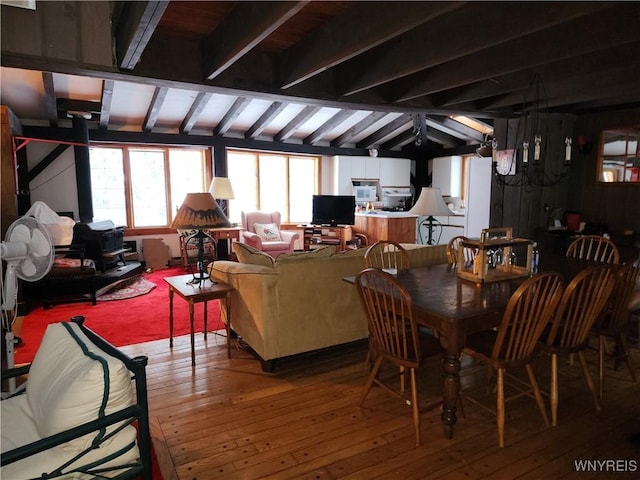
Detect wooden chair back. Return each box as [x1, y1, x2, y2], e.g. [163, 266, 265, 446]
[600, 261, 640, 332]
[566, 235, 620, 264]
[446, 235, 474, 266]
[492, 273, 564, 363]
[355, 268, 420, 368]
[364, 240, 410, 271]
[547, 266, 616, 351]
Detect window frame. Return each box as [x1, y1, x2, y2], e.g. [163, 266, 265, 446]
[89, 143, 212, 234]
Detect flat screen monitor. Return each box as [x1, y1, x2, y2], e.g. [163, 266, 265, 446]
[311, 195, 356, 226]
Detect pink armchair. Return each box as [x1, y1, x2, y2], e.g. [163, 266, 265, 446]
[240, 211, 299, 258]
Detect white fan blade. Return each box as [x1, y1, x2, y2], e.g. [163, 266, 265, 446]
[30, 228, 51, 257]
[8, 224, 30, 243]
[20, 256, 37, 277]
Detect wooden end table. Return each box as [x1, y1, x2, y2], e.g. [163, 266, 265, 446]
[164, 274, 233, 367]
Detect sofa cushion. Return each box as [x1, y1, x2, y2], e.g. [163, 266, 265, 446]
[26, 322, 133, 447]
[253, 222, 282, 241]
[276, 245, 336, 263]
[234, 242, 275, 268]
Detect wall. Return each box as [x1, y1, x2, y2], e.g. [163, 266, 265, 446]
[569, 107, 640, 236]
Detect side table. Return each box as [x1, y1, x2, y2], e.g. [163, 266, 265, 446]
[208, 226, 243, 260]
[164, 274, 233, 367]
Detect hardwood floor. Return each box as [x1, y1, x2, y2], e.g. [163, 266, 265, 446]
[120, 332, 640, 480]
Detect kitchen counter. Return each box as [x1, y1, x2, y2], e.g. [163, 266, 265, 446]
[354, 212, 417, 244]
[356, 211, 417, 218]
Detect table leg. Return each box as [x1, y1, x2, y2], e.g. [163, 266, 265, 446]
[442, 352, 461, 439]
[204, 300, 208, 341]
[189, 300, 195, 367]
[169, 287, 174, 348]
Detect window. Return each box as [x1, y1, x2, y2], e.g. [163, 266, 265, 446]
[226, 150, 320, 224]
[89, 145, 210, 228]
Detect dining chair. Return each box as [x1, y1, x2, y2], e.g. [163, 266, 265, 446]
[591, 260, 640, 400]
[541, 266, 616, 426]
[462, 273, 563, 448]
[566, 235, 620, 264]
[446, 235, 474, 266]
[355, 268, 443, 446]
[364, 240, 410, 272]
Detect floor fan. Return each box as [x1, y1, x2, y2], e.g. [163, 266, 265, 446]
[1, 216, 54, 395]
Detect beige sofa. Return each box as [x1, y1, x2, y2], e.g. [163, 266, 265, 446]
[209, 243, 447, 371]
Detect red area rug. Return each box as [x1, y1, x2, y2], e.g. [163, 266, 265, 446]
[15, 266, 223, 364]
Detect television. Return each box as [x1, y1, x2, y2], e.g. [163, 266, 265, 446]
[311, 195, 356, 226]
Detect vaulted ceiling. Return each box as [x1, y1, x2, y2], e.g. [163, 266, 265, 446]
[1, 1, 639, 155]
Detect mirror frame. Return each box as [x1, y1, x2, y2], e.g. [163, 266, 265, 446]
[597, 125, 640, 183]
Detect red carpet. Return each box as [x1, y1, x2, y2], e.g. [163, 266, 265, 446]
[15, 266, 223, 364]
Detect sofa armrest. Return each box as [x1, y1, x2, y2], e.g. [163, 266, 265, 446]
[241, 231, 263, 249]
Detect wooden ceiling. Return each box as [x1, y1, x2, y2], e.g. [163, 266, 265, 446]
[2, 1, 639, 154]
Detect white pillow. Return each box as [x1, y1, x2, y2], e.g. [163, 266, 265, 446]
[253, 222, 282, 241]
[26, 322, 133, 448]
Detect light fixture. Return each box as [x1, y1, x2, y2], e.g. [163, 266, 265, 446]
[408, 187, 452, 245]
[170, 193, 231, 285]
[491, 73, 571, 187]
[208, 177, 235, 216]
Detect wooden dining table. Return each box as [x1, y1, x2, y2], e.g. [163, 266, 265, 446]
[345, 255, 601, 440]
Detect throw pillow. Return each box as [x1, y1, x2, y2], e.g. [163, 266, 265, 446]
[233, 242, 275, 268]
[253, 223, 282, 241]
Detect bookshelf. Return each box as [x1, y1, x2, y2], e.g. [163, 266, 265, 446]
[302, 225, 353, 252]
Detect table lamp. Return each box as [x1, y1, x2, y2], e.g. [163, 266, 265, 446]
[170, 193, 231, 285]
[409, 187, 452, 245]
[208, 177, 235, 217]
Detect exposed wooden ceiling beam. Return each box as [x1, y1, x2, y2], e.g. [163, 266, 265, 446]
[331, 111, 388, 147]
[340, 2, 607, 96]
[280, 2, 459, 89]
[115, 0, 169, 70]
[41, 72, 58, 127]
[180, 92, 212, 134]
[144, 86, 168, 132]
[203, 1, 308, 81]
[356, 114, 411, 149]
[275, 105, 321, 142]
[245, 101, 286, 139]
[304, 110, 355, 145]
[213, 97, 250, 136]
[427, 116, 485, 142]
[393, 6, 640, 103]
[99, 80, 114, 130]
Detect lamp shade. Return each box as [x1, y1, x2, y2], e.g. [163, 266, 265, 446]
[408, 187, 452, 216]
[208, 177, 235, 200]
[170, 193, 231, 229]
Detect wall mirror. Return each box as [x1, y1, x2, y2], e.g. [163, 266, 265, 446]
[598, 126, 639, 183]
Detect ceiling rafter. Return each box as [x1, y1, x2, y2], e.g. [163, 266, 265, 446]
[213, 96, 250, 136]
[331, 111, 388, 148]
[356, 114, 412, 149]
[99, 80, 114, 130]
[115, 0, 169, 70]
[203, 1, 308, 81]
[180, 92, 212, 134]
[304, 110, 355, 145]
[279, 1, 459, 90]
[245, 101, 286, 139]
[275, 105, 321, 142]
[144, 86, 168, 132]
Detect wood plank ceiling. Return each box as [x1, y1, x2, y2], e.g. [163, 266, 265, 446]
[1, 1, 639, 155]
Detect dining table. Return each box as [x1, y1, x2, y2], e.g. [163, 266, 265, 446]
[344, 254, 604, 440]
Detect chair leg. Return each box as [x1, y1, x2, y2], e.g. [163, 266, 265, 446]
[525, 363, 550, 428]
[359, 356, 383, 406]
[409, 367, 420, 447]
[496, 368, 505, 448]
[551, 353, 558, 427]
[578, 351, 601, 413]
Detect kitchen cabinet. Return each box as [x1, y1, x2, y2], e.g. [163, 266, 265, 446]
[331, 156, 411, 195]
[355, 213, 417, 244]
[432, 155, 462, 197]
